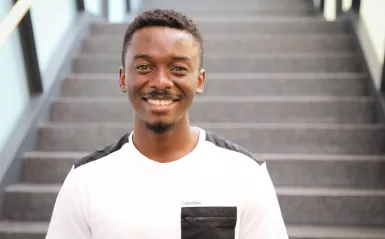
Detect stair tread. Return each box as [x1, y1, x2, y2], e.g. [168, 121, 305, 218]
[287, 225, 385, 238]
[276, 187, 385, 196]
[262, 154, 385, 161]
[0, 221, 384, 237]
[6, 183, 385, 196]
[5, 184, 61, 193]
[23, 151, 88, 159]
[23, 151, 385, 161]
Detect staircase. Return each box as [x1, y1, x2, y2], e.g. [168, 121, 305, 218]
[1, 0, 385, 238]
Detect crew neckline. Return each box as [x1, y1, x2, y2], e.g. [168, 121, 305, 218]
[126, 127, 206, 167]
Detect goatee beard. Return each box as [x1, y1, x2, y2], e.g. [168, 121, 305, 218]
[145, 122, 175, 134]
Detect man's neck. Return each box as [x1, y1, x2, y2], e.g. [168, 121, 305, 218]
[132, 117, 200, 163]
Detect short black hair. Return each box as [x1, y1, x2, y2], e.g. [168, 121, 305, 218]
[121, 8, 204, 68]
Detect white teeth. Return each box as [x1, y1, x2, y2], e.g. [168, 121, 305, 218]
[147, 99, 173, 106]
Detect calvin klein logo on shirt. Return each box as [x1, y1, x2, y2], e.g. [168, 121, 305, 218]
[182, 201, 202, 206]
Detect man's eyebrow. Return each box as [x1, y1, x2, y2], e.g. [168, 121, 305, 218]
[133, 55, 191, 62]
[133, 54, 152, 60]
[172, 56, 191, 62]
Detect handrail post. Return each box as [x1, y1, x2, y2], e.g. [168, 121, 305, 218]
[16, 7, 43, 95]
[352, 0, 361, 13]
[336, 0, 343, 17]
[126, 0, 131, 13]
[101, 0, 109, 20]
[320, 0, 325, 15]
[76, 0, 85, 12]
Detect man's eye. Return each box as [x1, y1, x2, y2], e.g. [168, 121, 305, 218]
[172, 66, 187, 71]
[136, 65, 150, 70]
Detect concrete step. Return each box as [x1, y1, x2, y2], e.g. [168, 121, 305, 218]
[265, 154, 385, 189]
[21, 152, 385, 189]
[49, 96, 376, 124]
[73, 53, 362, 74]
[278, 187, 385, 225]
[90, 18, 350, 35]
[36, 123, 385, 154]
[287, 225, 385, 239]
[1, 222, 385, 239]
[21, 152, 76, 184]
[81, 34, 356, 55]
[3, 184, 60, 221]
[61, 73, 369, 97]
[4, 184, 385, 225]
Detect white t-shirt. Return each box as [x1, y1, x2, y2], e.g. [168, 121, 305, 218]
[46, 127, 288, 239]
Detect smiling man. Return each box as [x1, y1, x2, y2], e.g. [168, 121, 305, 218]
[46, 9, 288, 239]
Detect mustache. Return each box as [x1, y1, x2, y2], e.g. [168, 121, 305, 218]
[140, 90, 182, 100]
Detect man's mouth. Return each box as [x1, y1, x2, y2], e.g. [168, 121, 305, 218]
[142, 97, 180, 110]
[147, 99, 174, 106]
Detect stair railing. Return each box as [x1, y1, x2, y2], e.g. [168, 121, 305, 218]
[0, 0, 111, 96]
[0, 0, 43, 95]
[0, 0, 87, 96]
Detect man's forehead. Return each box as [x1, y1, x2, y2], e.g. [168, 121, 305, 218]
[132, 26, 194, 42]
[129, 26, 199, 53]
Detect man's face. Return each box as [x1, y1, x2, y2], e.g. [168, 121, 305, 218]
[119, 26, 205, 133]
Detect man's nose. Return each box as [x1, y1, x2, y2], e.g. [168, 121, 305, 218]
[150, 69, 173, 89]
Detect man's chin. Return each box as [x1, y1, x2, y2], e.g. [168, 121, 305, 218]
[144, 121, 175, 134]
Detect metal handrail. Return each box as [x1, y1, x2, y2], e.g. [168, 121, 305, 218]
[0, 0, 32, 48]
[0, 0, 117, 95]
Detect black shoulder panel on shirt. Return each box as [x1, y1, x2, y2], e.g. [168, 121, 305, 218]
[205, 130, 264, 165]
[74, 133, 130, 169]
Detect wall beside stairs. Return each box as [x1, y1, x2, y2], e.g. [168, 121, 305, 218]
[357, 0, 385, 89]
[30, 0, 78, 81]
[325, 0, 385, 90]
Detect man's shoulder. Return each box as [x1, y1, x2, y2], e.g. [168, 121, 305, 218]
[203, 130, 265, 166]
[73, 133, 130, 169]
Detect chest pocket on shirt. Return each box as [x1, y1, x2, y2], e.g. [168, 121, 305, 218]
[181, 206, 237, 239]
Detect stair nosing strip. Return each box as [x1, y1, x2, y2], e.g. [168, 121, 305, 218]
[23, 151, 385, 161]
[276, 187, 385, 196]
[0, 221, 48, 233]
[6, 183, 385, 196]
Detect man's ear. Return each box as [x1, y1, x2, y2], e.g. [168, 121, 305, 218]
[195, 69, 206, 94]
[119, 67, 127, 93]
